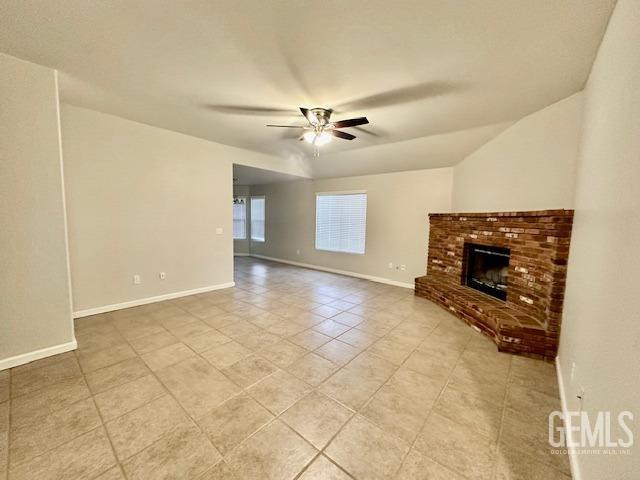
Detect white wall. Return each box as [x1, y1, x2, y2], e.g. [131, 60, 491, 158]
[0, 54, 74, 368]
[62, 105, 237, 314]
[249, 168, 453, 286]
[452, 93, 583, 212]
[559, 0, 640, 478]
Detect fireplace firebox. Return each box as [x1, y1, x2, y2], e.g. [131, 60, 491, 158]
[464, 243, 510, 300]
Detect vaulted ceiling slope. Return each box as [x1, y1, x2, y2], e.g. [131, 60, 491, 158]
[0, 0, 615, 178]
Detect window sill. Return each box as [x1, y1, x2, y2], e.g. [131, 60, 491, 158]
[315, 247, 365, 255]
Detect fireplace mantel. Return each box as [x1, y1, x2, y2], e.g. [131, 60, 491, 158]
[415, 209, 573, 359]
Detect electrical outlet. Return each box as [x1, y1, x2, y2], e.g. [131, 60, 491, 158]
[400, 264, 406, 271]
[296, 249, 300, 255]
[388, 262, 393, 269]
[216, 227, 223, 235]
[159, 272, 166, 280]
[133, 274, 141, 285]
[570, 362, 577, 381]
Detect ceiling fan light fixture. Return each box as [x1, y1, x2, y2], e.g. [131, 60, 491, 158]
[303, 130, 332, 146]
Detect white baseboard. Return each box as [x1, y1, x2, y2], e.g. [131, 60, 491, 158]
[0, 339, 77, 371]
[73, 282, 235, 318]
[250, 254, 414, 289]
[234, 253, 250, 257]
[556, 356, 582, 480]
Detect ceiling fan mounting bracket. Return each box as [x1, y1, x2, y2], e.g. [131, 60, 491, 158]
[307, 108, 333, 126]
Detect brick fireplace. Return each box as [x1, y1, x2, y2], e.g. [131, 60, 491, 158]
[415, 210, 573, 359]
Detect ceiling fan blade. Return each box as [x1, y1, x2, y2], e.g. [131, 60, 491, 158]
[204, 105, 295, 116]
[331, 117, 369, 129]
[328, 129, 356, 140]
[266, 124, 307, 128]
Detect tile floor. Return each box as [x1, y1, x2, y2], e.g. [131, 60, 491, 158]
[0, 257, 571, 479]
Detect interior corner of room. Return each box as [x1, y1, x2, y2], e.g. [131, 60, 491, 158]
[1, 1, 639, 478]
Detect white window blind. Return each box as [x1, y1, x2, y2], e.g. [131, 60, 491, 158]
[233, 199, 246, 239]
[315, 192, 367, 254]
[250, 196, 265, 242]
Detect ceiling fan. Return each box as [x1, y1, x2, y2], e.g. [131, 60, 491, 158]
[267, 107, 369, 157]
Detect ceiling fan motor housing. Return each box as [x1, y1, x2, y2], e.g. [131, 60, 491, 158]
[308, 108, 333, 126]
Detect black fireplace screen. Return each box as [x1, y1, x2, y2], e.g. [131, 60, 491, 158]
[464, 243, 510, 300]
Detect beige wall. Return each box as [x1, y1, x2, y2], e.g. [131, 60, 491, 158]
[62, 105, 236, 314]
[559, 0, 640, 477]
[249, 168, 453, 285]
[452, 93, 583, 212]
[0, 54, 74, 368]
[233, 185, 251, 255]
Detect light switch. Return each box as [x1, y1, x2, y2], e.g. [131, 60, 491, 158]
[216, 227, 223, 235]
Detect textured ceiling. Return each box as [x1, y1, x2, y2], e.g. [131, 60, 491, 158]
[0, 0, 615, 178]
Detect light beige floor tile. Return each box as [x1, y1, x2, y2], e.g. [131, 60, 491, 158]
[169, 319, 214, 339]
[122, 423, 221, 480]
[199, 461, 241, 479]
[1, 401, 8, 477]
[319, 354, 396, 410]
[500, 414, 570, 474]
[149, 305, 186, 320]
[226, 419, 317, 480]
[94, 466, 126, 479]
[315, 340, 361, 366]
[222, 354, 278, 388]
[76, 327, 127, 355]
[10, 397, 102, 467]
[384, 367, 444, 407]
[157, 356, 240, 418]
[85, 357, 150, 394]
[281, 391, 352, 449]
[0, 372, 8, 403]
[403, 350, 457, 383]
[313, 320, 351, 338]
[290, 329, 332, 350]
[235, 330, 282, 351]
[291, 312, 327, 328]
[181, 329, 232, 353]
[247, 369, 312, 415]
[10, 376, 91, 430]
[325, 415, 409, 480]
[287, 353, 341, 386]
[112, 315, 166, 340]
[259, 339, 308, 368]
[219, 320, 262, 339]
[157, 312, 200, 331]
[201, 340, 252, 369]
[505, 384, 559, 426]
[11, 355, 82, 397]
[128, 330, 178, 355]
[203, 312, 244, 329]
[141, 342, 195, 371]
[331, 312, 363, 328]
[197, 393, 273, 455]
[298, 455, 353, 480]
[8, 427, 116, 480]
[311, 305, 343, 319]
[414, 413, 497, 480]
[396, 448, 464, 480]
[496, 445, 571, 480]
[368, 337, 414, 365]
[447, 362, 508, 402]
[94, 374, 165, 421]
[434, 383, 503, 441]
[189, 303, 226, 320]
[336, 328, 378, 350]
[361, 385, 429, 443]
[77, 343, 137, 373]
[105, 395, 191, 460]
[265, 320, 308, 337]
[509, 357, 560, 399]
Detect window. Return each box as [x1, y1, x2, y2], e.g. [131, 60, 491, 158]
[250, 196, 265, 242]
[233, 198, 246, 239]
[315, 192, 367, 254]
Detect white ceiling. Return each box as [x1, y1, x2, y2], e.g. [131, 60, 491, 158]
[233, 164, 304, 186]
[0, 0, 615, 178]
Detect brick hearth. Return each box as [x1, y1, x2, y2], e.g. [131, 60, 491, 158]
[415, 210, 573, 359]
